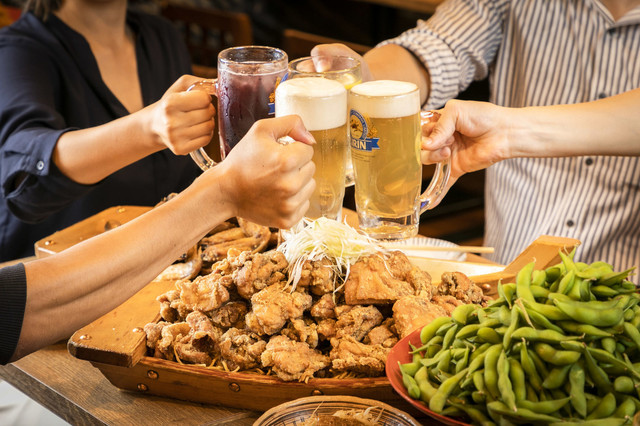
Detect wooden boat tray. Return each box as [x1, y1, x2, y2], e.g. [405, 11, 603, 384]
[51, 207, 579, 412]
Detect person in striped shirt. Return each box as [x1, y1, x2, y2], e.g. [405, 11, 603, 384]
[314, 0, 640, 280]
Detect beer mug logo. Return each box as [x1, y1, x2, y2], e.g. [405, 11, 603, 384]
[350, 109, 380, 151]
[268, 76, 284, 115]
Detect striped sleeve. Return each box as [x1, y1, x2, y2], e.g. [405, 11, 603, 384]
[379, 0, 509, 109]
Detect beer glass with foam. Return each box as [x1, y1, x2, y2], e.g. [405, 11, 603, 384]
[188, 46, 288, 170]
[349, 80, 450, 240]
[287, 55, 362, 187]
[275, 77, 348, 220]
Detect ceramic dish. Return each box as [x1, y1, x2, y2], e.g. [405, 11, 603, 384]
[254, 395, 421, 426]
[386, 329, 471, 426]
[382, 237, 467, 261]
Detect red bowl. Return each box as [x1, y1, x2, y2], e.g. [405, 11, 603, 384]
[385, 328, 471, 426]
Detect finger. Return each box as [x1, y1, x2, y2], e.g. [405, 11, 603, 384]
[262, 116, 316, 146]
[173, 90, 216, 111]
[168, 75, 210, 93]
[420, 146, 451, 164]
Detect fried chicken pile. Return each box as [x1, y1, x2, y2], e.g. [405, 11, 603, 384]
[145, 246, 490, 382]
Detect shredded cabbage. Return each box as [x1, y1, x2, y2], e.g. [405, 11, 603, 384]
[277, 217, 386, 292]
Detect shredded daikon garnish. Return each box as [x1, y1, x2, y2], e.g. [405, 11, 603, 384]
[277, 217, 386, 292]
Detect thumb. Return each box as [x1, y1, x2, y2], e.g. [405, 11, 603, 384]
[270, 115, 316, 146]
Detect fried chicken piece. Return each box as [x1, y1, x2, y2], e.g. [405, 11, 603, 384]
[186, 311, 223, 354]
[144, 321, 170, 358]
[431, 294, 463, 315]
[232, 250, 288, 299]
[392, 295, 448, 338]
[177, 273, 230, 313]
[310, 294, 337, 319]
[218, 328, 267, 371]
[261, 335, 330, 382]
[245, 283, 313, 335]
[156, 322, 192, 359]
[437, 272, 491, 306]
[344, 251, 431, 305]
[297, 258, 335, 295]
[208, 301, 248, 329]
[364, 318, 398, 348]
[157, 289, 181, 322]
[317, 319, 337, 341]
[174, 340, 212, 365]
[199, 218, 271, 263]
[335, 305, 383, 341]
[154, 246, 202, 281]
[329, 337, 389, 376]
[281, 318, 319, 348]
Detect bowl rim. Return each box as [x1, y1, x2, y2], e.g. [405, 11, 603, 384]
[253, 394, 422, 425]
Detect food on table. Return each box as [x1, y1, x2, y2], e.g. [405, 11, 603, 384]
[144, 218, 489, 382]
[398, 249, 638, 424]
[153, 216, 277, 281]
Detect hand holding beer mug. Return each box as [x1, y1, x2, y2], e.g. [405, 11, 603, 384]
[349, 80, 450, 240]
[275, 77, 348, 220]
[287, 55, 362, 186]
[189, 46, 288, 170]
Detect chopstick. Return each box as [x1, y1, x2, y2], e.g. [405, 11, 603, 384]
[381, 244, 495, 254]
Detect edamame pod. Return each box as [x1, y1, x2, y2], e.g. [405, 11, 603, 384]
[429, 368, 468, 413]
[534, 342, 581, 365]
[569, 363, 587, 418]
[420, 316, 452, 344]
[517, 396, 571, 414]
[586, 392, 616, 419]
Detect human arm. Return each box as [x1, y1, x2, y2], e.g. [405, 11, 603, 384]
[8, 115, 316, 362]
[312, 0, 507, 108]
[421, 89, 640, 190]
[52, 75, 214, 185]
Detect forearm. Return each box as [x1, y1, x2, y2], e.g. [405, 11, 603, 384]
[364, 44, 431, 106]
[13, 166, 232, 360]
[53, 105, 161, 184]
[508, 89, 640, 158]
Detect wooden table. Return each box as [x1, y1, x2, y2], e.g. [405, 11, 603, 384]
[0, 342, 262, 425]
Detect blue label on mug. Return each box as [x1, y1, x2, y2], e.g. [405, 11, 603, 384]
[350, 109, 380, 151]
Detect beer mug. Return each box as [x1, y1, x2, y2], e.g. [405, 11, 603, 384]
[275, 77, 348, 220]
[348, 80, 450, 240]
[189, 46, 288, 170]
[286, 55, 362, 186]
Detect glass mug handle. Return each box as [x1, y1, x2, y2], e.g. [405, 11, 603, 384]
[418, 111, 451, 213]
[187, 80, 218, 171]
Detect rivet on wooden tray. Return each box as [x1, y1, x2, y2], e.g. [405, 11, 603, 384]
[147, 370, 158, 380]
[137, 383, 148, 392]
[481, 283, 492, 293]
[117, 207, 126, 213]
[44, 240, 54, 246]
[311, 389, 323, 396]
[132, 327, 144, 333]
[79, 334, 91, 340]
[228, 383, 241, 392]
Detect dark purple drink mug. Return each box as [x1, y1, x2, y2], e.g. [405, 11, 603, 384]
[189, 46, 288, 170]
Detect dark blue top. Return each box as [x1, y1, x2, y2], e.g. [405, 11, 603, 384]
[0, 11, 200, 261]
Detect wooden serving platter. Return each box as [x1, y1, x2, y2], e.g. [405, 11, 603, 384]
[56, 206, 580, 412]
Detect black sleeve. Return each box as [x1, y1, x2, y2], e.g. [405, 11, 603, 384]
[0, 263, 26, 364]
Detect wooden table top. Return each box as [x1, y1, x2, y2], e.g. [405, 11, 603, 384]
[0, 342, 262, 425]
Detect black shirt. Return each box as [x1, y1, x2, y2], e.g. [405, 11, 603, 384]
[0, 263, 26, 364]
[0, 11, 200, 261]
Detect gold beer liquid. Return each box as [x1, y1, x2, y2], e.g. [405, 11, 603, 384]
[349, 80, 422, 240]
[308, 124, 349, 219]
[275, 77, 348, 220]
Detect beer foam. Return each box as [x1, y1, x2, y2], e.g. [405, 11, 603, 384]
[275, 77, 347, 131]
[349, 80, 420, 118]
